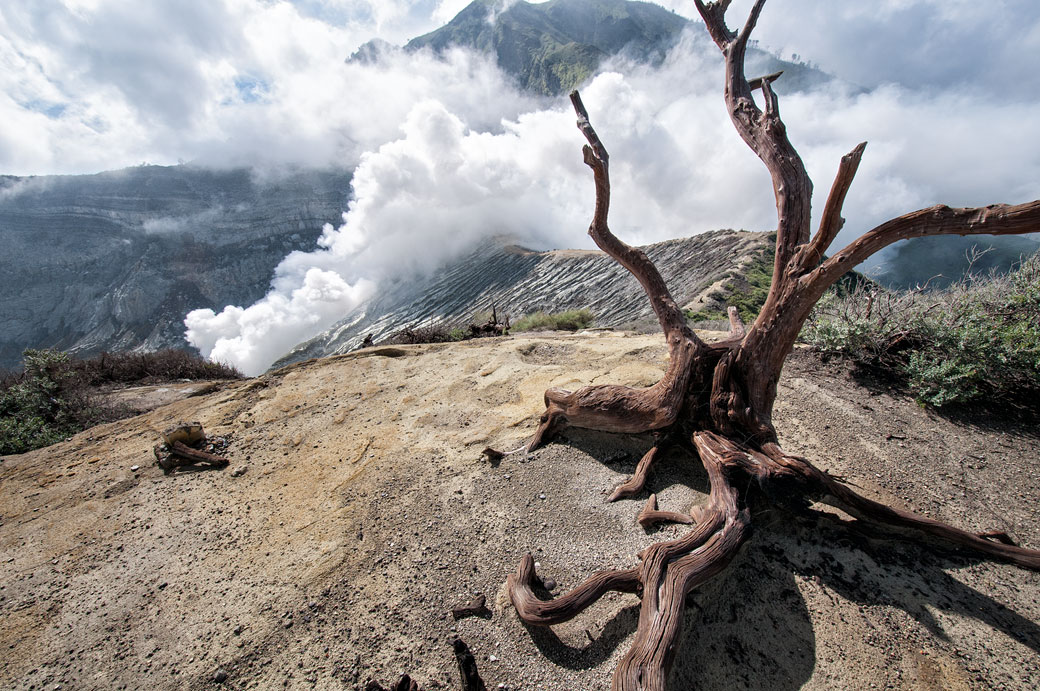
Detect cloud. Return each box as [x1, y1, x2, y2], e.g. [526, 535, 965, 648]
[4, 1, 1039, 374]
[185, 268, 376, 376]
[141, 207, 225, 235]
[655, 0, 1040, 96]
[187, 17, 1040, 374]
[1, 0, 540, 175]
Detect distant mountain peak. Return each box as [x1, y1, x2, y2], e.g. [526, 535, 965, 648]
[404, 0, 690, 95]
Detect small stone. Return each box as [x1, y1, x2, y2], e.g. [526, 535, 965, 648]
[488, 654, 499, 662]
[538, 493, 546, 500]
[231, 467, 247, 477]
[213, 668, 228, 683]
[233, 625, 243, 636]
[130, 465, 140, 472]
[542, 578, 557, 591]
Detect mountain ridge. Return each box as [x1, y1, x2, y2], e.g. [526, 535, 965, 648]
[400, 0, 830, 95]
[0, 165, 350, 369]
[273, 229, 772, 368]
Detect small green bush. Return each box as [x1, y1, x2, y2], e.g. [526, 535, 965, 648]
[511, 309, 595, 333]
[0, 348, 241, 455]
[802, 254, 1040, 408]
[389, 325, 457, 345]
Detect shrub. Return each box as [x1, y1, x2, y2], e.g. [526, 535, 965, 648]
[511, 309, 595, 332]
[0, 348, 241, 455]
[68, 348, 241, 385]
[388, 325, 457, 345]
[802, 254, 1040, 408]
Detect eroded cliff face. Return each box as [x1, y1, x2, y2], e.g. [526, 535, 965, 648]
[276, 229, 770, 368]
[0, 165, 351, 368]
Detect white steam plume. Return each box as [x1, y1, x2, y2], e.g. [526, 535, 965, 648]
[187, 20, 1040, 375]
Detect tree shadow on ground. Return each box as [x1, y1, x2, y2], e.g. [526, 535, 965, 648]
[517, 432, 1039, 689]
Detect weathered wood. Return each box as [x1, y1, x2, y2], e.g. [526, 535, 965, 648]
[637, 494, 693, 529]
[451, 594, 489, 620]
[504, 1, 1040, 689]
[169, 441, 229, 467]
[508, 554, 641, 626]
[608, 443, 664, 502]
[153, 423, 229, 473]
[452, 638, 487, 691]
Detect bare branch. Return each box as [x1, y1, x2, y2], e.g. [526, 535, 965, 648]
[747, 70, 783, 90]
[727, 306, 746, 338]
[736, 0, 767, 51]
[797, 142, 867, 270]
[568, 90, 701, 347]
[759, 73, 780, 118]
[697, 0, 813, 292]
[693, 1, 736, 48]
[807, 200, 1040, 294]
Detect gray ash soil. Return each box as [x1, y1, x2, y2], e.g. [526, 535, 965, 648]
[1, 332, 1037, 690]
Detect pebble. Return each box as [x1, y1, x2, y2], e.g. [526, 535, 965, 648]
[542, 578, 557, 591]
[130, 465, 140, 472]
[213, 668, 228, 683]
[538, 493, 546, 500]
[231, 467, 247, 477]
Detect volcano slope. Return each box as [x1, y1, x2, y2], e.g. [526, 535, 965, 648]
[1, 331, 1038, 690]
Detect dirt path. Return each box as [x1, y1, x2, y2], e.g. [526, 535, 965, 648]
[1, 332, 1037, 690]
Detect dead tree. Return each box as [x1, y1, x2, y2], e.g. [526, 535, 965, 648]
[503, 2, 1040, 689]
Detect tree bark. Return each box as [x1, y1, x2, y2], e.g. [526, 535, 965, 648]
[505, 1, 1040, 689]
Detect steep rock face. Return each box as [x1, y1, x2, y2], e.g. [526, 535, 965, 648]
[276, 229, 770, 367]
[0, 166, 351, 368]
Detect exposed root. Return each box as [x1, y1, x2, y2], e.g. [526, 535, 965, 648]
[813, 465, 1040, 570]
[608, 444, 664, 502]
[507, 554, 640, 626]
[747, 443, 1040, 571]
[637, 493, 693, 529]
[611, 431, 753, 690]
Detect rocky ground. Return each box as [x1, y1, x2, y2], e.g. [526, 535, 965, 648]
[1, 331, 1038, 690]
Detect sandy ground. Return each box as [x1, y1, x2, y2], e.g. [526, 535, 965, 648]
[1, 331, 1038, 690]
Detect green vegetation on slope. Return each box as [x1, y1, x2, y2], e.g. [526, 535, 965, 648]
[0, 349, 241, 455]
[405, 0, 688, 95]
[512, 308, 595, 332]
[802, 254, 1040, 408]
[686, 234, 776, 324]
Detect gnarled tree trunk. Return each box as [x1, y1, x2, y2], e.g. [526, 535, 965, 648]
[504, 2, 1040, 689]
